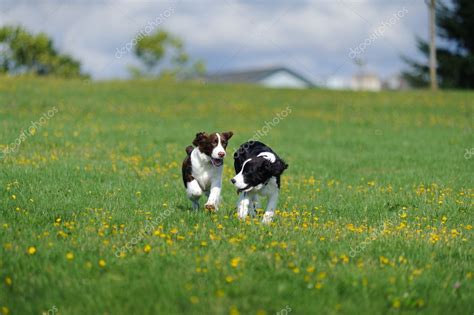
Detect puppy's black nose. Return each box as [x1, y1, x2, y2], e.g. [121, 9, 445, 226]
[231, 178, 236, 184]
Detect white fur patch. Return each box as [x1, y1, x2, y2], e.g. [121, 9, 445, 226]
[232, 158, 252, 189]
[211, 133, 225, 159]
[257, 152, 276, 163]
[186, 179, 203, 198]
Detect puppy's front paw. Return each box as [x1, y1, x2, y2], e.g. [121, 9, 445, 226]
[205, 203, 217, 213]
[262, 213, 274, 224]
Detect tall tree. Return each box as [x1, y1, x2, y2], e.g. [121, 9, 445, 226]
[0, 25, 87, 78]
[402, 0, 474, 89]
[131, 29, 205, 79]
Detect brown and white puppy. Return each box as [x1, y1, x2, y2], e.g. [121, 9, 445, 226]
[182, 131, 233, 211]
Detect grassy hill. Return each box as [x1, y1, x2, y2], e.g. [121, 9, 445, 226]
[0, 77, 473, 314]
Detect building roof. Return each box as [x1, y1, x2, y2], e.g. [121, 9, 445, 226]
[352, 72, 380, 80]
[204, 66, 314, 87]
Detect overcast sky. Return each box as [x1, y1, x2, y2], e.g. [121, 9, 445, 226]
[0, 0, 431, 83]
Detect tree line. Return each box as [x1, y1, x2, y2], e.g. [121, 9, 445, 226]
[0, 25, 204, 80]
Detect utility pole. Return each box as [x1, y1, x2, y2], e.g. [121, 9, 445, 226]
[428, 0, 438, 90]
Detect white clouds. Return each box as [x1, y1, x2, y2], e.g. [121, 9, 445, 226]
[0, 0, 428, 80]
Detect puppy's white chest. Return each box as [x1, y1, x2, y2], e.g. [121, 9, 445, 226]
[193, 165, 215, 189]
[190, 151, 221, 190]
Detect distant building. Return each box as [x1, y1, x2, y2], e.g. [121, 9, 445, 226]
[351, 72, 382, 91]
[203, 66, 314, 89]
[382, 74, 410, 90]
[325, 76, 351, 90]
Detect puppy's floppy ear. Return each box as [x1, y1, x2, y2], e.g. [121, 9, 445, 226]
[221, 131, 233, 140]
[265, 158, 288, 176]
[192, 132, 208, 146]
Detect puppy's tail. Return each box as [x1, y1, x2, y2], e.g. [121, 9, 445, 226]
[185, 145, 194, 156]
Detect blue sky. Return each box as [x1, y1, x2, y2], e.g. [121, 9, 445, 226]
[0, 0, 431, 83]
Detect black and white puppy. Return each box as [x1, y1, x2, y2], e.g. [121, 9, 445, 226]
[231, 141, 288, 223]
[182, 131, 233, 211]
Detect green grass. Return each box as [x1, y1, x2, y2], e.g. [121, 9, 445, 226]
[0, 77, 473, 315]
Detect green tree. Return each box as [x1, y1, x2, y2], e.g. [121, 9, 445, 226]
[0, 25, 87, 78]
[131, 29, 205, 79]
[402, 0, 474, 89]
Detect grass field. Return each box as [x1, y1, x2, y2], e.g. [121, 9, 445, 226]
[0, 77, 473, 315]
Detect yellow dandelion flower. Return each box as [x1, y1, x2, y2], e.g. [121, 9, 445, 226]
[11, 195, 16, 200]
[27, 246, 36, 255]
[143, 244, 152, 253]
[392, 299, 401, 309]
[225, 275, 234, 283]
[306, 266, 315, 273]
[415, 298, 425, 307]
[201, 241, 208, 247]
[229, 305, 240, 315]
[1, 306, 9, 315]
[340, 254, 349, 264]
[362, 278, 368, 286]
[230, 257, 241, 268]
[190, 296, 199, 304]
[379, 256, 389, 265]
[315, 282, 323, 289]
[430, 233, 440, 244]
[170, 228, 178, 234]
[66, 252, 74, 260]
[98, 259, 106, 268]
[5, 277, 12, 286]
